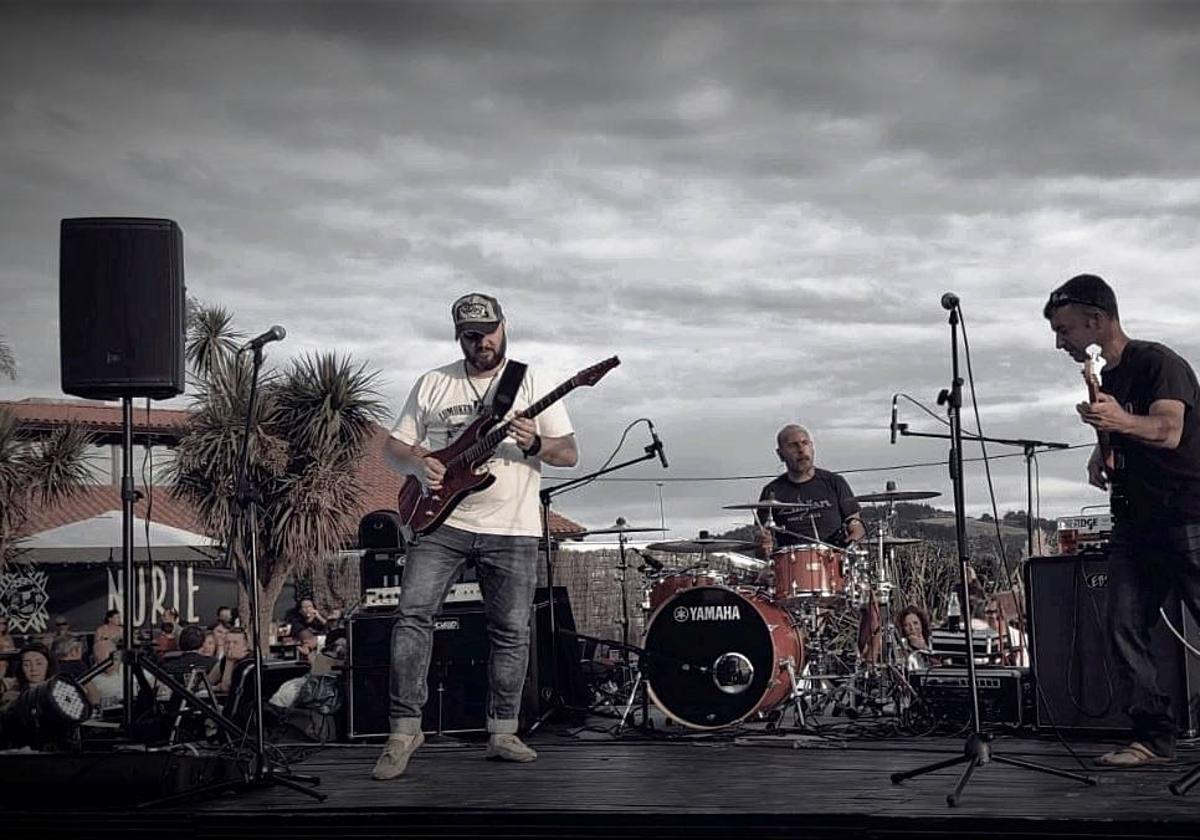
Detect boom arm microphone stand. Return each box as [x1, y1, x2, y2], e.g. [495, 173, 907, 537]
[527, 429, 665, 732]
[889, 294, 1095, 806]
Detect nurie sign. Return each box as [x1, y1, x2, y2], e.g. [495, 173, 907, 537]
[0, 562, 294, 636]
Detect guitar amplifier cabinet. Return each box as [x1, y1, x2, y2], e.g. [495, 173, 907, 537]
[1026, 554, 1200, 735]
[910, 666, 1033, 728]
[347, 586, 585, 738]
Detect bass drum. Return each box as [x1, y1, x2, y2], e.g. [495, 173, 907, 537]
[644, 586, 803, 730]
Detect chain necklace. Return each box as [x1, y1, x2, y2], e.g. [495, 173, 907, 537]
[463, 359, 503, 412]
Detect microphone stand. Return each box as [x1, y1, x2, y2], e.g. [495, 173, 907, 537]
[219, 343, 324, 801]
[889, 299, 1095, 806]
[526, 437, 664, 733]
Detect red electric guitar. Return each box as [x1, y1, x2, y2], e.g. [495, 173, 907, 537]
[396, 355, 620, 538]
[1083, 344, 1127, 511]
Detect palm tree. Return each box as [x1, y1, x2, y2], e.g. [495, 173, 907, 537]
[0, 409, 95, 568]
[0, 334, 16, 381]
[170, 303, 387, 647]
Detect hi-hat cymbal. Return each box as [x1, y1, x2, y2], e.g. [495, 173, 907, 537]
[646, 538, 758, 554]
[723, 501, 808, 511]
[854, 489, 941, 503]
[577, 525, 665, 537]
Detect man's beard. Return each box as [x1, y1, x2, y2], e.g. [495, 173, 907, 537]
[465, 332, 507, 373]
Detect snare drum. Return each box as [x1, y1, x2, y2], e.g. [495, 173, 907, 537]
[648, 570, 730, 611]
[644, 586, 804, 729]
[771, 545, 846, 603]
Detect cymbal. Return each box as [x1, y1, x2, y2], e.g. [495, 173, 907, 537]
[646, 538, 758, 554]
[723, 501, 807, 511]
[874, 536, 923, 547]
[854, 490, 941, 503]
[577, 525, 665, 537]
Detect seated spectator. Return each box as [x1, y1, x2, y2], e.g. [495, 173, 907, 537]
[199, 629, 218, 658]
[896, 605, 933, 670]
[153, 608, 182, 657]
[42, 615, 76, 650]
[217, 628, 252, 694]
[288, 598, 328, 638]
[2, 643, 57, 710]
[159, 625, 219, 693]
[209, 621, 230, 659]
[215, 605, 237, 630]
[94, 609, 124, 648]
[0, 616, 15, 682]
[56, 638, 89, 679]
[84, 637, 125, 713]
[295, 628, 320, 663]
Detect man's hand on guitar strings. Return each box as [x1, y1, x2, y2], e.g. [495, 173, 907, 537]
[422, 456, 446, 491]
[1076, 390, 1129, 433]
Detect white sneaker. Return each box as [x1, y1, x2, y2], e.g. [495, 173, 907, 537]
[371, 731, 425, 780]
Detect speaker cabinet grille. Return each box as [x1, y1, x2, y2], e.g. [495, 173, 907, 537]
[1026, 554, 1200, 735]
[59, 217, 185, 400]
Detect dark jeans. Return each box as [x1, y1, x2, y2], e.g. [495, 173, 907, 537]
[387, 525, 539, 735]
[1107, 520, 1200, 756]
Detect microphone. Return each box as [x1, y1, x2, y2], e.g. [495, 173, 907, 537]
[636, 549, 663, 571]
[648, 420, 669, 469]
[890, 393, 899, 445]
[240, 325, 287, 353]
[940, 292, 959, 311]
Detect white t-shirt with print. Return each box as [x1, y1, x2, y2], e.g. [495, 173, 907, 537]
[391, 359, 574, 537]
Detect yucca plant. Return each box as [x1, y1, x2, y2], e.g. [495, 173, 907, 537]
[170, 303, 387, 647]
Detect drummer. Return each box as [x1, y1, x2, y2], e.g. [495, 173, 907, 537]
[754, 424, 866, 560]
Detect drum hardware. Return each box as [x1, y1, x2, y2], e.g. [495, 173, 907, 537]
[854, 488, 942, 503]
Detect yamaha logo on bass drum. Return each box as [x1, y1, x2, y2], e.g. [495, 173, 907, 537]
[673, 604, 742, 622]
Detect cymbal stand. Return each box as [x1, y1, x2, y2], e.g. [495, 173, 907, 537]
[530, 435, 664, 732]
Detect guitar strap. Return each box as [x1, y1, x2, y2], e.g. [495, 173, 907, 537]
[491, 360, 527, 419]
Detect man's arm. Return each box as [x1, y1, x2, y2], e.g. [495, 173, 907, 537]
[508, 416, 578, 467]
[385, 436, 447, 490]
[1077, 394, 1185, 450]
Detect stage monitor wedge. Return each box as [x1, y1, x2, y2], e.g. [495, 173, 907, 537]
[59, 217, 185, 400]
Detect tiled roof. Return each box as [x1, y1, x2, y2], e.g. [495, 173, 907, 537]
[9, 401, 587, 541]
[0, 398, 191, 434]
[18, 485, 206, 536]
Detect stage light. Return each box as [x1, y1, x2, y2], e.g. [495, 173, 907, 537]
[0, 676, 93, 749]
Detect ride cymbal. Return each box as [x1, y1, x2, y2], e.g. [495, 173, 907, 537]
[646, 538, 758, 554]
[577, 525, 665, 537]
[854, 490, 941, 503]
[723, 501, 808, 511]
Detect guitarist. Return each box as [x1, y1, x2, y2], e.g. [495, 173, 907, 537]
[372, 292, 577, 781]
[1045, 273, 1200, 768]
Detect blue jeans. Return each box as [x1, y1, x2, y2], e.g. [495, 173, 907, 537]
[388, 525, 539, 735]
[1107, 520, 1200, 756]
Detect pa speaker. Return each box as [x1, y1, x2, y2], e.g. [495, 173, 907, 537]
[59, 217, 185, 400]
[1026, 554, 1200, 735]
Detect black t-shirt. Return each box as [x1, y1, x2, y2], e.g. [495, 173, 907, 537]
[758, 468, 861, 547]
[1102, 339, 1200, 523]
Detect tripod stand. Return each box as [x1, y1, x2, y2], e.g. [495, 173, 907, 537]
[889, 294, 1095, 806]
[527, 426, 665, 732]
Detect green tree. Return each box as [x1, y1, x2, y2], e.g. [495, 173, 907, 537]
[170, 303, 387, 647]
[0, 410, 94, 568]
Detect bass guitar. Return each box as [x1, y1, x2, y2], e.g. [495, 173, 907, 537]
[397, 355, 620, 539]
[1083, 344, 1127, 512]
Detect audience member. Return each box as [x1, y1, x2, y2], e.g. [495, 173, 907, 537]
[56, 637, 88, 679]
[0, 616, 15, 681]
[85, 637, 125, 712]
[217, 628, 252, 694]
[42, 615, 76, 650]
[216, 605, 236, 629]
[94, 609, 124, 647]
[2, 643, 57, 710]
[288, 598, 328, 638]
[153, 608, 182, 657]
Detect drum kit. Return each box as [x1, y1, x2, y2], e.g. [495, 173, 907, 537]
[588, 487, 941, 733]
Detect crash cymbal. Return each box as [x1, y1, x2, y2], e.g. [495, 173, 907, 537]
[577, 525, 665, 537]
[723, 501, 808, 511]
[874, 536, 923, 547]
[854, 489, 941, 503]
[646, 538, 758, 554]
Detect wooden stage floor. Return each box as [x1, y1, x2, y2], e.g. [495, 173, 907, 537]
[7, 721, 1200, 839]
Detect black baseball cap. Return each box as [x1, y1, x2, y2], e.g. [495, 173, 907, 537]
[1043, 274, 1119, 320]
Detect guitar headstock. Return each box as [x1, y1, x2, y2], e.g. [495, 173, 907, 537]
[1083, 344, 1105, 401]
[572, 355, 621, 388]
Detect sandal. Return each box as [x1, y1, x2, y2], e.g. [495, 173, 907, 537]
[1094, 741, 1173, 768]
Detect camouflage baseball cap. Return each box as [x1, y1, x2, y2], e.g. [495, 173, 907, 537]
[451, 293, 504, 337]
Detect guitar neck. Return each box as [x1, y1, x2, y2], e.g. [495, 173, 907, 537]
[455, 380, 580, 466]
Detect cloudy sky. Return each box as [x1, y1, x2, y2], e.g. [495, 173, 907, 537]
[3, 1, 1199, 542]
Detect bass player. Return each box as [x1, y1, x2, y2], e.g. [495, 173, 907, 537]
[373, 292, 578, 780]
[1045, 273, 1200, 768]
